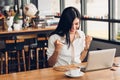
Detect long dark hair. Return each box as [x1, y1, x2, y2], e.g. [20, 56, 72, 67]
[51, 7, 81, 47]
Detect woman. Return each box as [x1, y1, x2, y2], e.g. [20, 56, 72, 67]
[46, 7, 92, 67]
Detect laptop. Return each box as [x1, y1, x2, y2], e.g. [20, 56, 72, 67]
[81, 48, 116, 72]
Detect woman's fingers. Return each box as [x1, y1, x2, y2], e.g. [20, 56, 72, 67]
[54, 40, 63, 53]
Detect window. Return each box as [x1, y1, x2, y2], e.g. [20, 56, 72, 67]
[38, 0, 60, 16]
[84, 0, 109, 40]
[114, 23, 120, 42]
[87, 21, 108, 39]
[86, 0, 108, 19]
[64, 0, 81, 12]
[113, 0, 120, 41]
[81, 0, 120, 42]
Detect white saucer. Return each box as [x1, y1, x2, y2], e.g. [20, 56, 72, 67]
[64, 71, 84, 77]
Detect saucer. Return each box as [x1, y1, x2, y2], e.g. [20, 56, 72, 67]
[64, 71, 84, 77]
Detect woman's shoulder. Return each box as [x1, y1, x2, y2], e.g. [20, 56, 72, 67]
[49, 34, 60, 38]
[49, 34, 61, 41]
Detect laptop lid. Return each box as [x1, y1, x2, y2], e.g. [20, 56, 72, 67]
[83, 48, 116, 72]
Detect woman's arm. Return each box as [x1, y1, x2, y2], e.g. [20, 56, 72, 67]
[47, 40, 63, 67]
[47, 50, 59, 67]
[80, 35, 93, 62]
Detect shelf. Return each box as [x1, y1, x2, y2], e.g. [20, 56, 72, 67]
[81, 17, 120, 23]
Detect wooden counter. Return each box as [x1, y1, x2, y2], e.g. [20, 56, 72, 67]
[0, 26, 56, 37]
[0, 57, 120, 80]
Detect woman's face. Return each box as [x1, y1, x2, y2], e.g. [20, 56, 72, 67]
[70, 18, 80, 34]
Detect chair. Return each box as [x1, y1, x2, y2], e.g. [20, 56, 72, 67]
[36, 34, 48, 69]
[25, 34, 48, 70]
[0, 50, 5, 74]
[17, 35, 37, 70]
[18, 35, 37, 70]
[27, 38, 37, 70]
[0, 40, 5, 74]
[5, 39, 26, 74]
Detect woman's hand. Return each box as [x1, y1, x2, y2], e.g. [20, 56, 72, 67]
[85, 35, 93, 50]
[80, 35, 93, 61]
[54, 39, 64, 53]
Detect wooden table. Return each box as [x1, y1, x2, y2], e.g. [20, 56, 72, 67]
[0, 57, 120, 80]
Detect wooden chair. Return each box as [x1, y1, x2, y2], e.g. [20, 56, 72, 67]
[27, 39, 37, 70]
[36, 34, 48, 69]
[17, 35, 37, 70]
[0, 40, 5, 74]
[28, 34, 48, 70]
[0, 51, 4, 74]
[5, 39, 26, 74]
[23, 34, 48, 70]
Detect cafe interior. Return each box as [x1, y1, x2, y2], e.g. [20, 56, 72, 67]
[0, 0, 120, 80]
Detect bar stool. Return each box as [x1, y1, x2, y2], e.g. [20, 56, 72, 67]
[17, 35, 37, 70]
[17, 34, 37, 70]
[27, 38, 37, 70]
[0, 40, 5, 74]
[36, 34, 48, 69]
[5, 39, 26, 74]
[27, 34, 48, 70]
[0, 51, 4, 74]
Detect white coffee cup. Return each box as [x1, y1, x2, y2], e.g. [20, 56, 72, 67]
[69, 68, 80, 76]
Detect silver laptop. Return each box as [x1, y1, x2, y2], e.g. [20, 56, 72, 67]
[81, 48, 116, 72]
